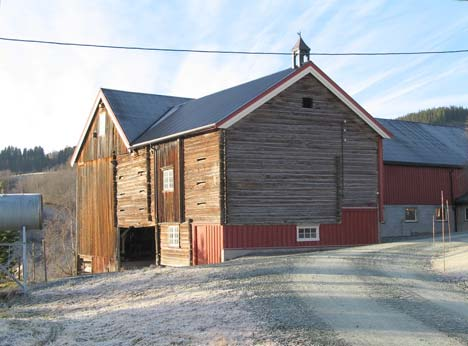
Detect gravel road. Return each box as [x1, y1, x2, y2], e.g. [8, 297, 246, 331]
[1, 233, 467, 345]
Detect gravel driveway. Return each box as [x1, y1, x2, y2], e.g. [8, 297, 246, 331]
[1, 233, 468, 345]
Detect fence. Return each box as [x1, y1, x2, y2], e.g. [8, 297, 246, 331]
[0, 239, 49, 288]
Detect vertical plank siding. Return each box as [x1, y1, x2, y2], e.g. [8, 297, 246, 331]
[160, 223, 191, 266]
[223, 208, 378, 249]
[77, 158, 116, 272]
[184, 131, 222, 224]
[116, 149, 154, 227]
[77, 105, 126, 164]
[192, 224, 224, 264]
[225, 74, 378, 225]
[76, 104, 126, 273]
[384, 165, 460, 204]
[156, 140, 181, 223]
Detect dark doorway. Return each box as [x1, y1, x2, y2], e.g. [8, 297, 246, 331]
[120, 227, 155, 269]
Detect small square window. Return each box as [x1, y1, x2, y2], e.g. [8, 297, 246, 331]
[302, 97, 313, 108]
[404, 208, 417, 222]
[296, 225, 319, 241]
[162, 168, 174, 192]
[168, 225, 179, 247]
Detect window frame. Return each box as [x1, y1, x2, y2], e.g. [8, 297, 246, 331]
[162, 167, 174, 192]
[296, 225, 320, 242]
[435, 207, 448, 221]
[404, 207, 418, 223]
[98, 111, 106, 137]
[168, 225, 180, 247]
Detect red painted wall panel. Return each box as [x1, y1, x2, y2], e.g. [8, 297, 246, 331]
[384, 165, 463, 204]
[192, 224, 223, 265]
[223, 208, 378, 249]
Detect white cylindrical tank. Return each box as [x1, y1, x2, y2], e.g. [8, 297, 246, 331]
[0, 194, 43, 230]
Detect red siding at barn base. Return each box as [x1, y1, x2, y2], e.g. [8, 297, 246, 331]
[193, 208, 379, 265]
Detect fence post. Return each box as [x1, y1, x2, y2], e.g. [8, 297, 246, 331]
[22, 226, 28, 292]
[32, 242, 36, 282]
[42, 239, 48, 283]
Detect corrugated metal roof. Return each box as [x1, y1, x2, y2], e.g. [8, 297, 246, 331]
[378, 118, 468, 167]
[133, 68, 294, 145]
[101, 88, 191, 144]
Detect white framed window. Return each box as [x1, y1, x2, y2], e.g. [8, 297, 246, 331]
[404, 207, 417, 222]
[162, 168, 174, 192]
[168, 225, 179, 247]
[464, 207, 468, 221]
[296, 225, 320, 241]
[98, 111, 106, 137]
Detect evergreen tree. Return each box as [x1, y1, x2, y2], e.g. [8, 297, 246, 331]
[398, 106, 468, 126]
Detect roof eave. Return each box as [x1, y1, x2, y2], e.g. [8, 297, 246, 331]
[130, 123, 217, 149]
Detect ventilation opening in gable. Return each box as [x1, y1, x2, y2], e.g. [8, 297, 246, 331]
[302, 97, 313, 108]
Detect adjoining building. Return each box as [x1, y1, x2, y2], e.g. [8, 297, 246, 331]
[378, 118, 468, 238]
[71, 38, 391, 273]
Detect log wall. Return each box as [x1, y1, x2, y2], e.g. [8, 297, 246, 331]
[184, 131, 222, 224]
[116, 148, 154, 227]
[225, 74, 378, 225]
[160, 223, 191, 266]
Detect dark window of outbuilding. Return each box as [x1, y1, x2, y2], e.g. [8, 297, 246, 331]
[464, 207, 468, 221]
[302, 97, 313, 108]
[404, 207, 417, 222]
[435, 207, 447, 221]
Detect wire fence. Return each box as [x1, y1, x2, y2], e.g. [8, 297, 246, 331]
[0, 240, 49, 287]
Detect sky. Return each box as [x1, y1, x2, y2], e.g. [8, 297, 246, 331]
[1, 0, 468, 153]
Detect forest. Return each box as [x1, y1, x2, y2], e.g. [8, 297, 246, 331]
[398, 106, 468, 126]
[0, 146, 74, 174]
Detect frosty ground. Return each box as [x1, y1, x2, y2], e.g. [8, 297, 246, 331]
[1, 233, 468, 346]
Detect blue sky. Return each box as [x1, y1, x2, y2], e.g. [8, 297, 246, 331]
[1, 0, 468, 152]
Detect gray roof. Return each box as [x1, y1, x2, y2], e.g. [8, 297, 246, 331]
[102, 88, 191, 144]
[377, 118, 468, 167]
[134, 68, 294, 145]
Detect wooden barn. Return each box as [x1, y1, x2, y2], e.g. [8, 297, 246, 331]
[71, 38, 391, 273]
[377, 119, 468, 238]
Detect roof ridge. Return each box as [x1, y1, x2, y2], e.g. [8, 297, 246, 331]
[101, 87, 192, 100]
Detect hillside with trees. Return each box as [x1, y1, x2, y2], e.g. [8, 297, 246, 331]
[0, 146, 74, 174]
[397, 106, 468, 126]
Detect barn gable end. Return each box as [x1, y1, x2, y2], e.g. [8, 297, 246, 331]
[224, 74, 378, 225]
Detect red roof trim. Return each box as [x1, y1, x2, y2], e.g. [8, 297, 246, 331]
[306, 61, 392, 138]
[216, 65, 304, 128]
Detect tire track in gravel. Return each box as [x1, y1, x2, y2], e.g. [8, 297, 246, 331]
[348, 241, 468, 345]
[213, 256, 351, 346]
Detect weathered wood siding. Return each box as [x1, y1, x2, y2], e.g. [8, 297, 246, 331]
[160, 223, 191, 266]
[225, 74, 378, 225]
[77, 105, 126, 163]
[184, 132, 222, 224]
[116, 148, 154, 227]
[77, 158, 117, 272]
[76, 103, 126, 273]
[156, 140, 182, 223]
